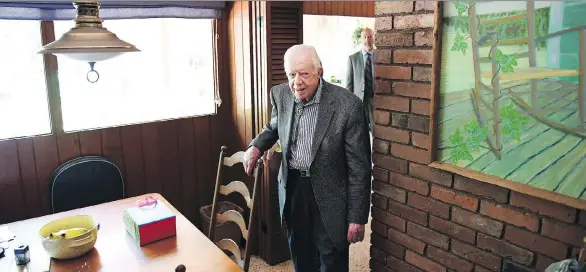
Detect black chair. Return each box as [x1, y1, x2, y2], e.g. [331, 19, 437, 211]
[50, 156, 125, 213]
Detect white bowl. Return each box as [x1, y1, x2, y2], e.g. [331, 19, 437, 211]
[38, 215, 99, 260]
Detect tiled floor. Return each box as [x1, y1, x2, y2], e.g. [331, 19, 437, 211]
[247, 214, 372, 271]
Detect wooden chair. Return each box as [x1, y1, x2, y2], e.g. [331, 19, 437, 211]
[468, 2, 586, 159]
[207, 146, 263, 272]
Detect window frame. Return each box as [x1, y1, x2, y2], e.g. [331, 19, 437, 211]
[20, 18, 221, 139]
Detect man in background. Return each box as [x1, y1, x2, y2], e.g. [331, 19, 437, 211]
[345, 27, 375, 133]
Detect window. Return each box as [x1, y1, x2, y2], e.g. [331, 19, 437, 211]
[54, 18, 217, 132]
[0, 20, 52, 140]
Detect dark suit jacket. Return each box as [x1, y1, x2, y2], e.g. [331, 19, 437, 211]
[249, 81, 372, 250]
[345, 50, 375, 101]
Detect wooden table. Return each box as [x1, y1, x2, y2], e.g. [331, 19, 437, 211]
[0, 193, 242, 272]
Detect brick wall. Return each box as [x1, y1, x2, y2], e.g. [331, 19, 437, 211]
[371, 2, 586, 272]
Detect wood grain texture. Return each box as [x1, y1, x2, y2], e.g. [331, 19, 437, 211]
[303, 1, 374, 17]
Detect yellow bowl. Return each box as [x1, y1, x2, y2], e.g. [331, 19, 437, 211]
[38, 215, 99, 260]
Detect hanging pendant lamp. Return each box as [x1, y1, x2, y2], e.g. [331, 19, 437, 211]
[39, 0, 140, 83]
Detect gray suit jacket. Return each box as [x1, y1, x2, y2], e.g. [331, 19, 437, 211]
[345, 50, 375, 101]
[249, 81, 372, 250]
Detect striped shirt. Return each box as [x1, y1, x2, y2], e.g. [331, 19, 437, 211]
[288, 79, 323, 170]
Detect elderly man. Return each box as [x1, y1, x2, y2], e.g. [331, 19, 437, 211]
[243, 44, 371, 272]
[346, 27, 375, 133]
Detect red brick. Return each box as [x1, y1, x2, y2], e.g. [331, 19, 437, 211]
[408, 192, 450, 219]
[372, 153, 408, 174]
[474, 265, 492, 272]
[394, 49, 433, 65]
[390, 173, 429, 195]
[372, 194, 389, 211]
[372, 207, 407, 232]
[413, 67, 432, 82]
[415, 1, 436, 11]
[375, 32, 413, 47]
[375, 1, 414, 15]
[373, 138, 390, 154]
[388, 200, 428, 226]
[393, 82, 431, 99]
[374, 110, 391, 125]
[451, 240, 502, 271]
[406, 251, 446, 272]
[391, 143, 430, 164]
[373, 167, 389, 182]
[388, 228, 426, 255]
[415, 31, 434, 47]
[374, 125, 410, 144]
[480, 201, 539, 232]
[477, 233, 534, 266]
[427, 246, 473, 272]
[375, 17, 393, 32]
[375, 95, 410, 112]
[371, 218, 388, 237]
[375, 80, 391, 94]
[504, 225, 568, 260]
[386, 255, 421, 272]
[431, 186, 478, 211]
[452, 207, 503, 237]
[409, 163, 453, 187]
[430, 216, 476, 244]
[371, 247, 388, 264]
[373, 180, 406, 203]
[535, 255, 556, 272]
[509, 191, 576, 223]
[542, 218, 586, 247]
[375, 49, 393, 64]
[391, 114, 430, 133]
[453, 175, 509, 204]
[394, 14, 435, 29]
[372, 233, 405, 259]
[411, 99, 430, 115]
[376, 66, 411, 80]
[411, 132, 430, 149]
[407, 222, 449, 250]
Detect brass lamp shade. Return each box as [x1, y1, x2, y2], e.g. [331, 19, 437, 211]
[39, 1, 139, 62]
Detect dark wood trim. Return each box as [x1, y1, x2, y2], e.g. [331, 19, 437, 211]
[303, 1, 374, 17]
[428, 1, 443, 165]
[40, 21, 64, 136]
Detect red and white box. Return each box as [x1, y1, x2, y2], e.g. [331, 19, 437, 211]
[123, 196, 176, 246]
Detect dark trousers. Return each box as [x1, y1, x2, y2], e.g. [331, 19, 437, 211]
[284, 170, 349, 272]
[364, 93, 374, 133]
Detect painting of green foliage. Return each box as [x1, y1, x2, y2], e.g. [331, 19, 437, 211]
[437, 1, 586, 201]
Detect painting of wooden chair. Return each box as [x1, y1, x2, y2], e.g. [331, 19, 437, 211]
[468, 1, 586, 160]
[207, 146, 263, 272]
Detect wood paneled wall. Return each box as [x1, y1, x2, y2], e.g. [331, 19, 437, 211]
[0, 10, 235, 229]
[303, 1, 374, 17]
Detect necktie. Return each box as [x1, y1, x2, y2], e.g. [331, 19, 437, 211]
[364, 53, 373, 95]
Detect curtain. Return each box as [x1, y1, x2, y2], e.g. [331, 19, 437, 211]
[0, 1, 225, 20]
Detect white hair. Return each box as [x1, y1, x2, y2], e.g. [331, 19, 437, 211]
[283, 44, 322, 73]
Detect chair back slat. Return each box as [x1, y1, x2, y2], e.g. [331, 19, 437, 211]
[217, 239, 244, 268]
[219, 181, 253, 209]
[216, 209, 249, 241]
[223, 151, 245, 167]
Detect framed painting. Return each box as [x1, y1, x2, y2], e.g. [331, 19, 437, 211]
[429, 1, 586, 209]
